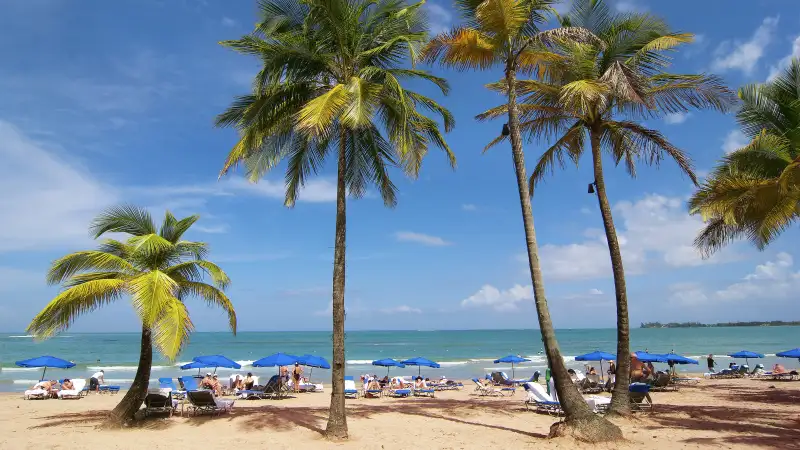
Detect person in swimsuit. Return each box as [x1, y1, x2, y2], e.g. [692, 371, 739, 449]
[292, 362, 303, 393]
[244, 373, 255, 390]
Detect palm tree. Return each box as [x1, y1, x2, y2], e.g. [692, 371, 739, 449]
[215, 0, 454, 439]
[479, 0, 734, 415]
[423, 0, 621, 440]
[27, 206, 236, 427]
[691, 59, 800, 255]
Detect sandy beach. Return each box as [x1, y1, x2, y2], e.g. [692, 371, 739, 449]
[2, 377, 798, 449]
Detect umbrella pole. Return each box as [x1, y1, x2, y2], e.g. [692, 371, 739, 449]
[600, 360, 604, 383]
[42, 366, 47, 381]
[511, 363, 515, 380]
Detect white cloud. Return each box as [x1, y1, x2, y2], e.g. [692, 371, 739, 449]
[221, 17, 237, 27]
[663, 112, 691, 125]
[426, 2, 452, 35]
[672, 253, 799, 304]
[460, 284, 533, 312]
[222, 177, 337, 203]
[380, 305, 422, 314]
[0, 120, 117, 253]
[193, 224, 229, 234]
[767, 36, 800, 81]
[711, 16, 779, 74]
[588, 288, 603, 295]
[579, 207, 592, 215]
[534, 194, 734, 281]
[394, 231, 452, 246]
[462, 203, 477, 211]
[683, 34, 709, 59]
[722, 130, 749, 154]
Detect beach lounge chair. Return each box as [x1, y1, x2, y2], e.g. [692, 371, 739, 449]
[582, 374, 603, 394]
[389, 388, 412, 398]
[491, 371, 514, 386]
[159, 377, 185, 399]
[649, 372, 676, 392]
[472, 378, 503, 397]
[57, 379, 88, 399]
[184, 390, 234, 417]
[523, 382, 562, 416]
[143, 391, 176, 417]
[24, 382, 49, 400]
[629, 383, 652, 412]
[344, 376, 360, 399]
[179, 376, 200, 392]
[98, 385, 121, 395]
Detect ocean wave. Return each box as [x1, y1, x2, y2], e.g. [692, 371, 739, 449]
[438, 361, 469, 367]
[1, 367, 40, 372]
[765, 353, 776, 357]
[13, 379, 40, 384]
[236, 360, 254, 367]
[346, 360, 374, 365]
[468, 358, 495, 362]
[8, 335, 33, 338]
[87, 366, 138, 371]
[485, 365, 542, 371]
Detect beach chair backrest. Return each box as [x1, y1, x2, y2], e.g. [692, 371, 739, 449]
[145, 393, 170, 408]
[158, 378, 173, 389]
[344, 378, 357, 391]
[264, 375, 282, 393]
[180, 376, 199, 391]
[344, 376, 354, 381]
[586, 373, 601, 385]
[71, 379, 86, 392]
[187, 390, 215, 407]
[527, 382, 554, 402]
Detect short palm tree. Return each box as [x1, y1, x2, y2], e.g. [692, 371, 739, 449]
[479, 0, 735, 415]
[691, 59, 800, 254]
[423, 0, 621, 440]
[215, 0, 454, 439]
[27, 206, 236, 427]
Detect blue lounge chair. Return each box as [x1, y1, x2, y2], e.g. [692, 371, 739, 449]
[99, 385, 121, 395]
[179, 376, 200, 392]
[390, 388, 412, 398]
[159, 377, 185, 399]
[629, 383, 652, 412]
[414, 388, 435, 398]
[344, 376, 359, 399]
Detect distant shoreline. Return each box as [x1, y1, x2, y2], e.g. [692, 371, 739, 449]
[640, 321, 800, 329]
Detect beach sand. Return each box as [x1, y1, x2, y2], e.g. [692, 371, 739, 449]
[1, 377, 798, 449]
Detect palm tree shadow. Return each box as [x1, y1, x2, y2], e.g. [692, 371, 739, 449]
[28, 410, 110, 429]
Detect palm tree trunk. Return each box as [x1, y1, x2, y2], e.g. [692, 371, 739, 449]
[104, 325, 152, 427]
[325, 130, 349, 440]
[589, 127, 631, 417]
[505, 65, 621, 442]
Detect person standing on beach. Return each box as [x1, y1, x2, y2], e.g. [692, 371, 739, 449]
[292, 362, 303, 393]
[90, 369, 104, 392]
[707, 354, 716, 373]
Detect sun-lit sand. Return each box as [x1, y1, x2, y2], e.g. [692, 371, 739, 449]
[1, 377, 798, 449]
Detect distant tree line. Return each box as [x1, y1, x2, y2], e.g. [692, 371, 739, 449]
[640, 321, 800, 328]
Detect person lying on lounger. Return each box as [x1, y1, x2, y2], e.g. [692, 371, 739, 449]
[390, 378, 405, 389]
[232, 375, 244, 391]
[773, 364, 788, 374]
[415, 377, 426, 389]
[62, 379, 74, 390]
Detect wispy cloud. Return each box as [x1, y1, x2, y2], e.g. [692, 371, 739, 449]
[722, 130, 748, 154]
[767, 36, 800, 81]
[380, 305, 422, 314]
[221, 16, 237, 27]
[193, 224, 229, 234]
[462, 203, 477, 211]
[461, 284, 532, 312]
[711, 16, 779, 74]
[663, 112, 691, 125]
[394, 231, 452, 246]
[426, 2, 452, 35]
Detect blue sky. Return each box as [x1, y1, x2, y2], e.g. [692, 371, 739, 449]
[1, 0, 799, 333]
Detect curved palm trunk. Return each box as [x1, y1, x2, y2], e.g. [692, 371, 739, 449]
[506, 66, 620, 442]
[589, 128, 631, 416]
[104, 325, 152, 427]
[325, 132, 349, 440]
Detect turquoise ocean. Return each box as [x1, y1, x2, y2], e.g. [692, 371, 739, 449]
[1, 327, 797, 392]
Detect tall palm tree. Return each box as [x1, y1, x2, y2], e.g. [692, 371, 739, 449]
[480, 0, 734, 415]
[27, 206, 236, 427]
[691, 59, 800, 255]
[215, 0, 454, 439]
[423, 0, 621, 440]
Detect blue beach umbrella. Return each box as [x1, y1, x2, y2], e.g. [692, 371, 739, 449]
[16, 355, 76, 381]
[575, 351, 616, 381]
[493, 355, 531, 379]
[660, 353, 698, 365]
[253, 353, 302, 368]
[193, 355, 241, 371]
[400, 357, 440, 376]
[727, 350, 764, 366]
[634, 351, 667, 363]
[776, 348, 800, 359]
[180, 361, 208, 376]
[372, 358, 405, 376]
[298, 354, 330, 382]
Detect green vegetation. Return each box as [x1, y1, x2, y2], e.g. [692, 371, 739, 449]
[27, 206, 235, 427]
[215, 0, 454, 439]
[641, 321, 800, 328]
[691, 58, 800, 255]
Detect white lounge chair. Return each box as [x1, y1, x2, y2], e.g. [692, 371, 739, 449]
[57, 379, 88, 399]
[524, 382, 562, 415]
[344, 376, 359, 398]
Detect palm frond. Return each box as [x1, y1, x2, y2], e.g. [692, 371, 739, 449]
[47, 251, 136, 285]
[178, 282, 237, 335]
[150, 299, 194, 361]
[27, 279, 127, 338]
[128, 270, 179, 327]
[422, 27, 498, 70]
[90, 205, 156, 238]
